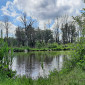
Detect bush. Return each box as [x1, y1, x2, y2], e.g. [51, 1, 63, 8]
[48, 43, 58, 48]
[0, 39, 15, 78]
[64, 42, 85, 71]
[35, 41, 45, 48]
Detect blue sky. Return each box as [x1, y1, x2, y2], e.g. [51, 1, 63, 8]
[0, 0, 85, 37]
[0, 0, 12, 7]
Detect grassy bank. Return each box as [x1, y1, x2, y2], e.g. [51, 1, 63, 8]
[0, 67, 85, 85]
[10, 43, 74, 52]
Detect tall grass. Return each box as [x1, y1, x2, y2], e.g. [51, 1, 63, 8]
[0, 39, 16, 78]
[0, 67, 85, 85]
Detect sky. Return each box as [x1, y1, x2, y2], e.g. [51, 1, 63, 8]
[0, 0, 85, 37]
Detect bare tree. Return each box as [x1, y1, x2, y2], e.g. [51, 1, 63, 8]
[20, 12, 36, 46]
[54, 17, 60, 43]
[20, 12, 27, 29]
[44, 22, 47, 30]
[20, 12, 35, 29]
[62, 15, 68, 25]
[47, 20, 51, 29]
[29, 17, 35, 26]
[2, 16, 10, 41]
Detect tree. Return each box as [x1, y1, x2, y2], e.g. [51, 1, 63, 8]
[35, 27, 42, 42]
[54, 18, 60, 43]
[73, 9, 85, 38]
[20, 12, 36, 46]
[15, 27, 26, 46]
[69, 24, 77, 43]
[2, 16, 10, 42]
[20, 12, 27, 29]
[26, 25, 35, 47]
[61, 23, 68, 44]
[61, 23, 77, 44]
[44, 29, 53, 43]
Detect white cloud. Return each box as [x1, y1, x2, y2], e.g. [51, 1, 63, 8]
[16, 16, 21, 22]
[14, 0, 85, 19]
[1, 1, 18, 17]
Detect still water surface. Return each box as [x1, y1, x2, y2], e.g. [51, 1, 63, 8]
[11, 51, 69, 79]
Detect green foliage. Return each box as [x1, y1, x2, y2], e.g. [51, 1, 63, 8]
[13, 47, 30, 52]
[11, 43, 75, 52]
[35, 41, 45, 48]
[0, 39, 16, 78]
[0, 49, 4, 60]
[6, 69, 16, 78]
[48, 43, 58, 48]
[15, 27, 26, 46]
[0, 39, 8, 61]
[63, 42, 85, 71]
[13, 47, 25, 52]
[0, 67, 85, 85]
[49, 69, 59, 77]
[61, 23, 77, 44]
[77, 60, 85, 70]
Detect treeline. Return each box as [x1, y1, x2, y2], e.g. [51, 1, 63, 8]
[15, 25, 53, 47]
[3, 22, 78, 47]
[0, 14, 79, 47]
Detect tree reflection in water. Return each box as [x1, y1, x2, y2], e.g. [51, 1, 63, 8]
[12, 51, 67, 79]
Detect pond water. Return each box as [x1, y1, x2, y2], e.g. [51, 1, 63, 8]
[11, 51, 69, 79]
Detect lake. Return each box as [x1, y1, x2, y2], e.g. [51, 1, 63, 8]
[11, 51, 70, 79]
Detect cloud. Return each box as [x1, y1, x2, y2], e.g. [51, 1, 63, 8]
[1, 1, 18, 17]
[16, 16, 21, 22]
[14, 0, 85, 20]
[12, 0, 85, 29]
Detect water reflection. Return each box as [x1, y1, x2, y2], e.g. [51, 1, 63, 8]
[12, 52, 67, 79]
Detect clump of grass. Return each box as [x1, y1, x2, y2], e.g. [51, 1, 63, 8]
[0, 67, 85, 85]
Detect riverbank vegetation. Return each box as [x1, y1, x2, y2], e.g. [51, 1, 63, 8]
[11, 43, 74, 52]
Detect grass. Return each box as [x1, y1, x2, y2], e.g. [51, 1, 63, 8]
[13, 50, 72, 55]
[0, 67, 85, 85]
[10, 46, 71, 52]
[9, 43, 75, 52]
